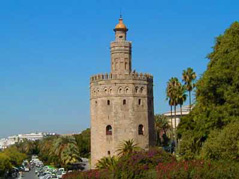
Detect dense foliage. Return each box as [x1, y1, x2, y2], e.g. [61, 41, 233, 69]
[63, 155, 239, 179]
[0, 128, 91, 176]
[178, 21, 239, 159]
[154, 114, 171, 147]
[0, 146, 27, 176]
[156, 160, 239, 179]
[200, 121, 239, 161]
[38, 129, 90, 168]
[74, 128, 91, 158]
[63, 146, 175, 179]
[113, 147, 175, 179]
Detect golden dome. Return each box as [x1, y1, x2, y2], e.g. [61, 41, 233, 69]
[114, 18, 128, 31]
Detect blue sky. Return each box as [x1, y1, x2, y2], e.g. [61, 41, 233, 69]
[0, 0, 238, 138]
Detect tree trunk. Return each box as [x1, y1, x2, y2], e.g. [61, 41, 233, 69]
[170, 105, 173, 140]
[180, 104, 183, 118]
[174, 105, 177, 152]
[189, 90, 191, 112]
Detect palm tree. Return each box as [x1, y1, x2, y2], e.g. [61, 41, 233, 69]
[176, 85, 187, 117]
[154, 114, 171, 146]
[51, 136, 81, 166]
[166, 77, 181, 151]
[60, 143, 81, 166]
[166, 77, 181, 129]
[116, 139, 140, 157]
[182, 68, 196, 111]
[96, 156, 118, 171]
[166, 78, 177, 129]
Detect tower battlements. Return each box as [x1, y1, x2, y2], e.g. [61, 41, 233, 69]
[90, 72, 153, 83]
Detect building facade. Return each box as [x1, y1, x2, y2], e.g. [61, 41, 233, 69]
[0, 132, 56, 150]
[90, 17, 155, 168]
[163, 105, 193, 128]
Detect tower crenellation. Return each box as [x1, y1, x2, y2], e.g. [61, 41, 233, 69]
[90, 72, 153, 82]
[90, 17, 155, 168]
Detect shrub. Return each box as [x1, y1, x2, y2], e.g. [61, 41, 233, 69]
[63, 148, 174, 179]
[62, 169, 111, 179]
[156, 160, 239, 179]
[114, 147, 175, 179]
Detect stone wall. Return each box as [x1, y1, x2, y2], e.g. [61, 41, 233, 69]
[90, 76, 155, 168]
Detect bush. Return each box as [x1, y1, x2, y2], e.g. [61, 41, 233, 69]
[63, 148, 174, 179]
[114, 147, 175, 179]
[62, 169, 111, 179]
[156, 160, 239, 179]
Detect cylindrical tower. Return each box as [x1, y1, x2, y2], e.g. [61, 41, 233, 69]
[90, 17, 155, 168]
[111, 17, 132, 75]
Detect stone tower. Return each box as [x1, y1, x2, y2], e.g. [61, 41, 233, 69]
[90, 17, 155, 168]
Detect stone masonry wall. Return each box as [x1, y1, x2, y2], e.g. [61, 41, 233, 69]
[90, 76, 155, 168]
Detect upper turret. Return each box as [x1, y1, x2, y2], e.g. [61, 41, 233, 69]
[111, 17, 132, 75]
[113, 17, 128, 42]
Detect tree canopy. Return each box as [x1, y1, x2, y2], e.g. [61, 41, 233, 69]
[178, 21, 239, 159]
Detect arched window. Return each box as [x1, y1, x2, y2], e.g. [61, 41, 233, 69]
[140, 87, 144, 93]
[107, 100, 110, 105]
[123, 99, 126, 105]
[138, 124, 144, 135]
[106, 125, 112, 135]
[125, 87, 129, 94]
[118, 87, 122, 94]
[104, 88, 108, 93]
[135, 86, 139, 93]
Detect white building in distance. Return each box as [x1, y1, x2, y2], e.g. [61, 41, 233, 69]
[0, 132, 56, 150]
[163, 105, 192, 128]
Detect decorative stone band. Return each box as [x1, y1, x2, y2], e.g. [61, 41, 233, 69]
[90, 72, 153, 82]
[110, 41, 132, 46]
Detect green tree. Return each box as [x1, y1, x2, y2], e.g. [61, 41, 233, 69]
[16, 139, 39, 156]
[51, 136, 81, 166]
[178, 22, 239, 159]
[74, 128, 90, 158]
[3, 146, 27, 167]
[60, 143, 81, 166]
[0, 153, 11, 176]
[200, 121, 239, 161]
[166, 77, 181, 149]
[154, 114, 171, 146]
[177, 85, 187, 117]
[166, 79, 175, 128]
[38, 136, 59, 165]
[182, 67, 196, 111]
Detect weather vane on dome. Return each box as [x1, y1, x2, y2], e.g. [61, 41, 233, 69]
[120, 8, 122, 18]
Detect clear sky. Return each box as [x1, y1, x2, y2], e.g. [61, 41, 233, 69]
[0, 0, 238, 138]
